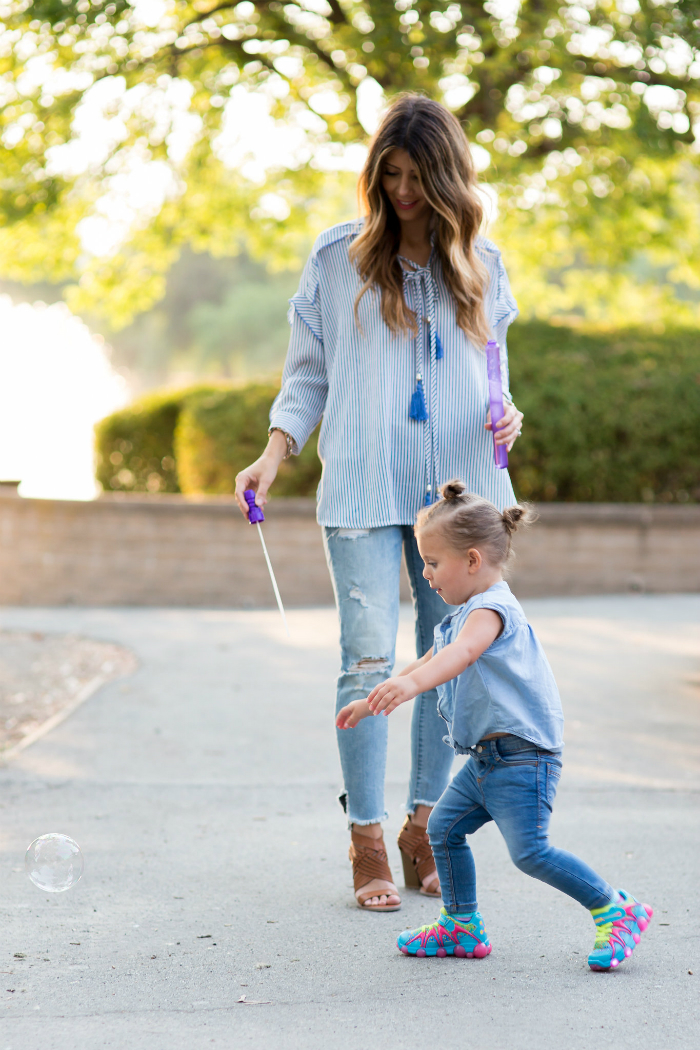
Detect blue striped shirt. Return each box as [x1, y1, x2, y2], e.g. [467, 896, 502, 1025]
[269, 220, 519, 528]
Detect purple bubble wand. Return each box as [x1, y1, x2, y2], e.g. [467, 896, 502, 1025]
[486, 339, 508, 470]
[243, 490, 290, 636]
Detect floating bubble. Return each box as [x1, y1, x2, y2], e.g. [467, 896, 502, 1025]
[25, 833, 84, 893]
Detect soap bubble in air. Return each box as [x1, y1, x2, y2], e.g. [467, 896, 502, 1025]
[25, 834, 84, 892]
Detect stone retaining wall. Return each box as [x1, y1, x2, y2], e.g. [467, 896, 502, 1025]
[1, 492, 698, 606]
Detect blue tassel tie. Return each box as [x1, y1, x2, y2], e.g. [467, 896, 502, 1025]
[435, 333, 444, 360]
[424, 488, 433, 506]
[410, 379, 428, 421]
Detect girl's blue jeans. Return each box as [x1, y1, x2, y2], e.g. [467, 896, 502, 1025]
[428, 735, 615, 913]
[324, 525, 455, 827]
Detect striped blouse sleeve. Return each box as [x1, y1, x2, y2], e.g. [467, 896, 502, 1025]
[493, 251, 519, 403]
[269, 256, 328, 453]
[286, 251, 323, 341]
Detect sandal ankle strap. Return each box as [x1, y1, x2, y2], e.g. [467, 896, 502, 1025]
[349, 835, 393, 892]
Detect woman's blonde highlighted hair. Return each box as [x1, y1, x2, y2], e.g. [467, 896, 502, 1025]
[415, 480, 536, 567]
[349, 93, 490, 346]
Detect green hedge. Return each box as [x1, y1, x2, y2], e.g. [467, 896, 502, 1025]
[95, 323, 700, 503]
[95, 388, 188, 494]
[174, 385, 322, 497]
[94, 382, 321, 496]
[507, 324, 700, 503]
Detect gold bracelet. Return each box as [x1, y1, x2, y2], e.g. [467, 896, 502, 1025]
[268, 427, 294, 460]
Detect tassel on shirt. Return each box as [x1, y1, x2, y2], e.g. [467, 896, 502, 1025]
[435, 333, 444, 360]
[410, 377, 428, 421]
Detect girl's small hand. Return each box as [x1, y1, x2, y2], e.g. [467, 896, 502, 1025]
[367, 677, 417, 716]
[336, 700, 372, 729]
[485, 402, 524, 452]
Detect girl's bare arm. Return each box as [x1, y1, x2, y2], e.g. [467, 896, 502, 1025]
[367, 610, 502, 716]
[396, 647, 433, 677]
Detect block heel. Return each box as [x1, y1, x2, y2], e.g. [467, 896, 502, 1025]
[397, 816, 441, 897]
[401, 847, 421, 889]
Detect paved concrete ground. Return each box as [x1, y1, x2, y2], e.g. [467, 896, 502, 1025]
[0, 595, 698, 1050]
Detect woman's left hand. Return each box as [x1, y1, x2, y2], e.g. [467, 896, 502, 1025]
[485, 402, 524, 451]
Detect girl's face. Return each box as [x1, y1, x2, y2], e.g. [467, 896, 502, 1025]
[381, 148, 431, 226]
[417, 527, 488, 605]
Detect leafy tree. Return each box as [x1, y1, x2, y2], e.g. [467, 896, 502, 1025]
[2, 1, 700, 325]
[82, 248, 297, 386]
[188, 274, 298, 376]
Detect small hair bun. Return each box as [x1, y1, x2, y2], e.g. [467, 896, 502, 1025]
[440, 479, 466, 502]
[501, 503, 536, 535]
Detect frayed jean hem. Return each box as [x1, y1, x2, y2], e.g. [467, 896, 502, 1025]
[405, 798, 441, 816]
[347, 812, 390, 830]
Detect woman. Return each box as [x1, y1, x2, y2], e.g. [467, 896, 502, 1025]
[235, 94, 523, 911]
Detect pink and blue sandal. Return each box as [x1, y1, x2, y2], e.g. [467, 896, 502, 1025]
[588, 889, 653, 971]
[397, 907, 492, 958]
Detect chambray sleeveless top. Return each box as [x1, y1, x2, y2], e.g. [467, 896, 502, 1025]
[434, 581, 564, 753]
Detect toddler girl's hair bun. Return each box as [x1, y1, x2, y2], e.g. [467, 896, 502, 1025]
[440, 480, 466, 502]
[502, 503, 537, 535]
[416, 483, 534, 570]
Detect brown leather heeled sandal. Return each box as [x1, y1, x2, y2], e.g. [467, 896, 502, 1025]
[349, 830, 402, 912]
[397, 816, 441, 897]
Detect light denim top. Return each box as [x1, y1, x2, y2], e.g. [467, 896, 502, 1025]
[434, 581, 564, 753]
[269, 220, 519, 528]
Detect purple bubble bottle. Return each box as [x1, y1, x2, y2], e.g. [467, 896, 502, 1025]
[486, 340, 508, 470]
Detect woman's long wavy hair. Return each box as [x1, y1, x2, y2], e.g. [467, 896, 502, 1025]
[349, 94, 490, 347]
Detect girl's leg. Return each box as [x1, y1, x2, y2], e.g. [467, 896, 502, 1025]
[484, 751, 615, 909]
[426, 760, 491, 914]
[484, 745, 653, 971]
[395, 762, 494, 958]
[402, 527, 456, 816]
[324, 525, 404, 828]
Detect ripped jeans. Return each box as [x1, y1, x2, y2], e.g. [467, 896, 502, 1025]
[324, 525, 456, 826]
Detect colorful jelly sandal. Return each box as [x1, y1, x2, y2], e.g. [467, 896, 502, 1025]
[397, 907, 491, 958]
[397, 816, 441, 897]
[588, 889, 653, 971]
[349, 830, 401, 912]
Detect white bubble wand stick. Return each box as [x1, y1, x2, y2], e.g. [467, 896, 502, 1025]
[243, 489, 290, 636]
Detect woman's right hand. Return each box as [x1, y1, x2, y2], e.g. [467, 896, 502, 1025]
[234, 430, 288, 518]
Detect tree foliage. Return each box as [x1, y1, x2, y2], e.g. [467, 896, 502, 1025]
[2, 1, 700, 324]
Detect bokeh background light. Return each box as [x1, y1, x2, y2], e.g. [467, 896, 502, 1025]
[0, 296, 127, 500]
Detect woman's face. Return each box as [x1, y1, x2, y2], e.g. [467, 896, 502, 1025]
[381, 148, 431, 226]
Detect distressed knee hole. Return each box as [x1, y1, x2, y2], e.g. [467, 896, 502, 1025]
[348, 585, 368, 607]
[347, 656, 392, 675]
[337, 529, 370, 540]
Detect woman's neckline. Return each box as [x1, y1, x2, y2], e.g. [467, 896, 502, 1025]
[397, 232, 436, 271]
[398, 249, 434, 272]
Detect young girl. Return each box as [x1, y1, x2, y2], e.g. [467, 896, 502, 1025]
[337, 481, 653, 971]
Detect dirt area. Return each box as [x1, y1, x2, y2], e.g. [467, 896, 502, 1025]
[0, 630, 136, 755]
